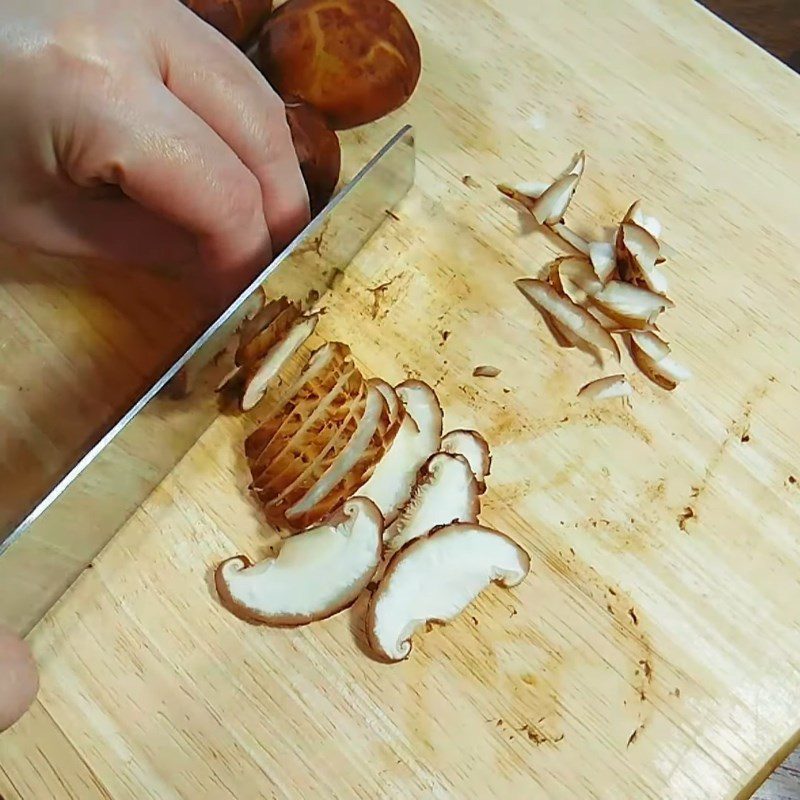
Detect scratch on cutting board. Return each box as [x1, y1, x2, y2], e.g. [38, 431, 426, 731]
[685, 378, 773, 514]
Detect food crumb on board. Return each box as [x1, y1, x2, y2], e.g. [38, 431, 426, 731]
[678, 506, 695, 531]
[461, 175, 479, 188]
[628, 607, 639, 625]
[627, 725, 645, 748]
[385, 209, 400, 221]
[473, 365, 501, 378]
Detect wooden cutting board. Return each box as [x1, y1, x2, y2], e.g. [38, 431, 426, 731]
[3, 1, 800, 797]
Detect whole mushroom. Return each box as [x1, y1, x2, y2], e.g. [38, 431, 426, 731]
[285, 101, 341, 215]
[258, 0, 421, 130]
[182, 0, 273, 46]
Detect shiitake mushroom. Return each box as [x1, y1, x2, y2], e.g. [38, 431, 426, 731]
[258, 0, 421, 130]
[285, 101, 341, 215]
[182, 0, 273, 46]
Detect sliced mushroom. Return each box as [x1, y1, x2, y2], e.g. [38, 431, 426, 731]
[616, 222, 668, 294]
[365, 523, 530, 662]
[624, 200, 662, 240]
[577, 374, 633, 401]
[629, 335, 691, 391]
[285, 382, 395, 530]
[557, 256, 603, 305]
[385, 453, 479, 551]
[550, 223, 590, 255]
[216, 498, 383, 627]
[359, 380, 444, 523]
[370, 378, 404, 440]
[531, 173, 580, 226]
[440, 429, 491, 493]
[590, 281, 673, 330]
[240, 313, 319, 412]
[589, 241, 616, 283]
[237, 302, 302, 367]
[516, 278, 620, 362]
[630, 330, 670, 362]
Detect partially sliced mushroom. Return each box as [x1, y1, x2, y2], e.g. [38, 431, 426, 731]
[240, 313, 319, 412]
[260, 381, 368, 524]
[285, 382, 394, 530]
[577, 374, 633, 401]
[591, 281, 673, 330]
[359, 380, 444, 523]
[237, 296, 288, 358]
[589, 241, 616, 283]
[440, 429, 492, 493]
[616, 222, 668, 294]
[516, 278, 620, 362]
[216, 498, 383, 627]
[250, 365, 363, 492]
[365, 523, 530, 662]
[629, 335, 691, 391]
[385, 453, 479, 551]
[245, 342, 353, 464]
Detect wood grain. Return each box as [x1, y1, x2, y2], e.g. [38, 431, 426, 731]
[3, 0, 800, 798]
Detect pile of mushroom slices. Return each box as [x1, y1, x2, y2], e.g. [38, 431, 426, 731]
[214, 298, 530, 663]
[498, 151, 691, 400]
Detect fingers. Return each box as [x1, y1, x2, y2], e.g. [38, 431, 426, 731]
[156, 9, 309, 251]
[0, 626, 38, 733]
[60, 77, 273, 285]
[4, 187, 198, 269]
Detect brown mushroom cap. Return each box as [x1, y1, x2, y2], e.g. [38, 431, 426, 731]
[182, 0, 273, 45]
[258, 0, 421, 130]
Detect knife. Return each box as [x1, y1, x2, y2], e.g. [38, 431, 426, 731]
[0, 125, 415, 635]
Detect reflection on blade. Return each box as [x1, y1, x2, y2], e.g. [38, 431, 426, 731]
[0, 125, 415, 635]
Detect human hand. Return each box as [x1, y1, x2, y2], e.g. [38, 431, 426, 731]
[0, 0, 309, 286]
[0, 625, 38, 732]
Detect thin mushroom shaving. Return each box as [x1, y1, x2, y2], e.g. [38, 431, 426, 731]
[366, 523, 530, 662]
[216, 498, 383, 626]
[516, 278, 620, 362]
[629, 335, 691, 391]
[577, 374, 633, 401]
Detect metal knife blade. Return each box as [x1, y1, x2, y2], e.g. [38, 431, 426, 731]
[0, 125, 415, 635]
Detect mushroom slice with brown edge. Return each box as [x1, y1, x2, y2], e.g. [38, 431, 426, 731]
[385, 453, 479, 551]
[557, 256, 603, 305]
[589, 241, 616, 283]
[215, 498, 383, 627]
[516, 278, 620, 363]
[590, 281, 673, 330]
[577, 374, 633, 401]
[359, 380, 444, 523]
[237, 296, 291, 363]
[370, 378, 405, 440]
[365, 523, 530, 662]
[440, 429, 491, 493]
[616, 222, 668, 295]
[284, 381, 396, 530]
[240, 313, 320, 412]
[237, 301, 302, 367]
[624, 200, 662, 241]
[629, 334, 691, 391]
